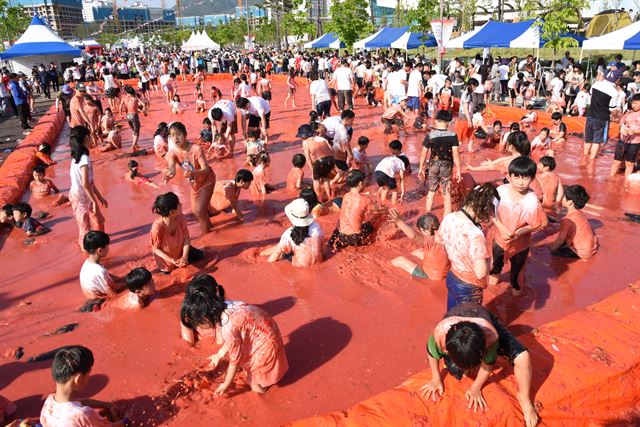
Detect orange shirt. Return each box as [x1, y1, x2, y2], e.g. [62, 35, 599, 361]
[421, 236, 450, 281]
[150, 214, 189, 270]
[35, 151, 55, 165]
[338, 191, 371, 235]
[30, 179, 55, 199]
[558, 210, 598, 259]
[286, 167, 304, 191]
[535, 171, 561, 207]
[495, 184, 546, 256]
[210, 180, 240, 212]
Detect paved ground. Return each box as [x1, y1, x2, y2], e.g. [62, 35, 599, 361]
[0, 95, 55, 166]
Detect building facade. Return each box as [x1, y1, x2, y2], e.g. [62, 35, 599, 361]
[82, 0, 176, 33]
[14, 0, 83, 38]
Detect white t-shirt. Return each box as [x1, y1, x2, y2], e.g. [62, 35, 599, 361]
[507, 74, 519, 90]
[471, 73, 485, 94]
[69, 154, 92, 201]
[278, 221, 323, 267]
[239, 82, 251, 97]
[333, 66, 354, 90]
[310, 79, 331, 104]
[499, 64, 509, 80]
[213, 99, 237, 123]
[407, 69, 423, 97]
[575, 91, 591, 108]
[375, 155, 405, 177]
[387, 71, 407, 97]
[247, 96, 270, 116]
[79, 260, 115, 299]
[321, 116, 349, 146]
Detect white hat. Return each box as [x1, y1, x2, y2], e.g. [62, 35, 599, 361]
[284, 199, 314, 227]
[399, 95, 409, 102]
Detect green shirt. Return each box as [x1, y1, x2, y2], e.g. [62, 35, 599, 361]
[427, 335, 499, 365]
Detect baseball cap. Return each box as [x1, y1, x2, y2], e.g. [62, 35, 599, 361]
[76, 83, 87, 92]
[399, 95, 409, 102]
[61, 84, 73, 95]
[296, 124, 315, 139]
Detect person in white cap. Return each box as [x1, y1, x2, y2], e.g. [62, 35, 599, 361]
[260, 199, 324, 267]
[381, 96, 410, 134]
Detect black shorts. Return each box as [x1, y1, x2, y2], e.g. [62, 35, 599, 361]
[141, 81, 149, 92]
[316, 100, 331, 118]
[248, 112, 270, 129]
[614, 140, 640, 162]
[374, 170, 397, 189]
[328, 222, 374, 250]
[150, 77, 158, 85]
[584, 116, 608, 144]
[313, 156, 335, 180]
[335, 159, 349, 171]
[261, 91, 272, 101]
[509, 88, 517, 99]
[126, 113, 141, 136]
[356, 77, 364, 88]
[330, 88, 337, 97]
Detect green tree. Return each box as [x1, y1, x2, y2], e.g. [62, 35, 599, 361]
[406, 0, 438, 34]
[0, 0, 30, 49]
[326, 0, 373, 48]
[283, 11, 316, 40]
[522, 0, 590, 48]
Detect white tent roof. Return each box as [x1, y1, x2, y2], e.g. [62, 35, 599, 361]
[353, 28, 384, 50]
[582, 19, 640, 50]
[181, 30, 220, 51]
[0, 15, 81, 60]
[446, 23, 487, 49]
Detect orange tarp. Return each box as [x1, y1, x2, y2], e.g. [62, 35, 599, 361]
[290, 283, 640, 426]
[0, 106, 65, 206]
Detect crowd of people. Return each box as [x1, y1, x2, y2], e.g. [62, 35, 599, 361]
[1, 42, 639, 427]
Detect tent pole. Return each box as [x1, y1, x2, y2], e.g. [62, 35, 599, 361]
[633, 50, 637, 62]
[579, 47, 583, 63]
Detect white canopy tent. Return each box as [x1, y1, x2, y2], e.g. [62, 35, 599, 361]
[353, 28, 384, 50]
[446, 23, 488, 49]
[181, 30, 220, 51]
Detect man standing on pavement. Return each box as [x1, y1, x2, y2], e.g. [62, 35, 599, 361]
[8, 73, 31, 131]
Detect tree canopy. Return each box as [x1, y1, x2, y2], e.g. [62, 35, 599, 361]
[0, 1, 30, 50]
[325, 0, 374, 47]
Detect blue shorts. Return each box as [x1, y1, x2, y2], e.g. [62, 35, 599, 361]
[407, 96, 420, 110]
[584, 116, 608, 144]
[445, 271, 483, 310]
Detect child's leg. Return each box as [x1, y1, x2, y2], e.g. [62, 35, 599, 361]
[390, 190, 398, 205]
[321, 179, 332, 201]
[425, 190, 436, 212]
[489, 242, 505, 285]
[411, 248, 425, 259]
[610, 159, 622, 177]
[443, 187, 453, 218]
[391, 256, 426, 278]
[379, 186, 389, 202]
[191, 187, 213, 235]
[508, 248, 529, 293]
[625, 161, 635, 179]
[467, 139, 474, 153]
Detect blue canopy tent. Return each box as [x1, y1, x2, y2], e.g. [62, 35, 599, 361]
[0, 16, 81, 74]
[303, 33, 345, 49]
[353, 26, 437, 50]
[363, 26, 411, 49]
[390, 31, 437, 49]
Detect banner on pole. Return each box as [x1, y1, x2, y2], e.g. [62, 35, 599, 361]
[244, 35, 255, 51]
[430, 19, 456, 53]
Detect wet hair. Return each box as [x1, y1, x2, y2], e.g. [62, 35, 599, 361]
[309, 110, 319, 123]
[70, 126, 90, 163]
[290, 225, 310, 246]
[473, 103, 486, 114]
[416, 213, 439, 235]
[436, 109, 453, 122]
[104, 107, 112, 115]
[247, 129, 260, 140]
[397, 155, 410, 169]
[508, 156, 537, 178]
[154, 122, 168, 137]
[124, 85, 136, 96]
[1, 204, 13, 217]
[539, 127, 550, 136]
[564, 185, 590, 209]
[463, 182, 499, 223]
[539, 156, 556, 171]
[12, 202, 32, 218]
[236, 97, 250, 108]
[83, 230, 110, 254]
[202, 117, 211, 125]
[551, 112, 563, 121]
[83, 94, 96, 105]
[507, 131, 531, 157]
[235, 168, 253, 183]
[170, 73, 176, 79]
[33, 165, 46, 175]
[445, 322, 486, 370]
[52, 346, 94, 384]
[248, 152, 270, 167]
[509, 122, 520, 131]
[346, 170, 365, 188]
[299, 188, 319, 208]
[389, 139, 402, 151]
[340, 109, 355, 120]
[173, 94, 181, 102]
[152, 192, 180, 217]
[125, 267, 152, 293]
[493, 120, 502, 129]
[168, 121, 187, 137]
[180, 274, 227, 329]
[209, 108, 222, 121]
[38, 142, 52, 154]
[128, 160, 139, 179]
[292, 153, 306, 168]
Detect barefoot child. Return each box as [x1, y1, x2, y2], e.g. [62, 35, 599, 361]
[12, 203, 51, 237]
[99, 108, 114, 135]
[490, 157, 548, 295]
[499, 122, 520, 152]
[180, 275, 289, 395]
[302, 124, 335, 202]
[487, 120, 502, 147]
[249, 152, 275, 195]
[36, 142, 56, 166]
[381, 96, 410, 134]
[242, 129, 265, 165]
[352, 136, 373, 176]
[170, 94, 185, 115]
[328, 170, 375, 250]
[100, 123, 122, 152]
[530, 128, 552, 156]
[549, 185, 598, 259]
[533, 156, 563, 209]
[520, 104, 537, 128]
[199, 118, 213, 149]
[286, 154, 306, 192]
[374, 140, 408, 205]
[151, 192, 205, 273]
[209, 169, 254, 220]
[573, 84, 591, 116]
[421, 303, 538, 427]
[549, 111, 567, 148]
[106, 267, 156, 310]
[0, 204, 14, 228]
[610, 93, 640, 180]
[418, 110, 461, 217]
[39, 346, 129, 426]
[261, 198, 324, 267]
[470, 103, 489, 153]
[30, 165, 60, 199]
[79, 231, 125, 300]
[125, 160, 159, 189]
[389, 209, 450, 281]
[195, 93, 207, 113]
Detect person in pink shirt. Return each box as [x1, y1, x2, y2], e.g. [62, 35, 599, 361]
[490, 157, 548, 295]
[286, 154, 306, 192]
[180, 275, 289, 395]
[40, 346, 127, 427]
[381, 96, 410, 134]
[610, 93, 640, 180]
[549, 185, 598, 259]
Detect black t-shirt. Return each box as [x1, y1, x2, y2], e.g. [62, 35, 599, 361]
[422, 129, 459, 161]
[588, 80, 619, 121]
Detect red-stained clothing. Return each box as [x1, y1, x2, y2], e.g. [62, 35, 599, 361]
[210, 180, 240, 211]
[620, 109, 640, 144]
[286, 167, 304, 191]
[40, 394, 110, 427]
[421, 235, 450, 281]
[382, 104, 405, 120]
[338, 191, 371, 235]
[36, 150, 56, 165]
[494, 184, 546, 257]
[30, 179, 56, 199]
[150, 214, 189, 271]
[558, 210, 598, 259]
[533, 171, 561, 207]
